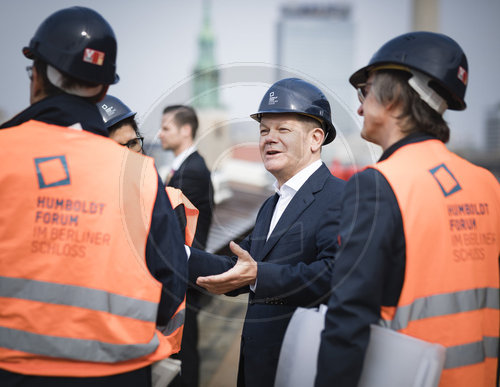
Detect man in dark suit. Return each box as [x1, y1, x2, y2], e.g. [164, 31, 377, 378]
[159, 105, 214, 387]
[189, 78, 346, 387]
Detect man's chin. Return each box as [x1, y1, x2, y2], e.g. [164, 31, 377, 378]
[263, 161, 283, 176]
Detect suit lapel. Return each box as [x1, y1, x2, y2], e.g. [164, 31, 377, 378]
[168, 152, 197, 188]
[256, 164, 329, 261]
[251, 193, 279, 257]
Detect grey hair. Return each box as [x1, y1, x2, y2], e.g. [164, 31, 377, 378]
[371, 70, 450, 143]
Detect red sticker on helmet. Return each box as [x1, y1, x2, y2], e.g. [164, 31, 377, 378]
[457, 66, 468, 85]
[83, 48, 105, 66]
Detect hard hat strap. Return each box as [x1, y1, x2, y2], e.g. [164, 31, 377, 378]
[370, 64, 448, 115]
[408, 71, 448, 115]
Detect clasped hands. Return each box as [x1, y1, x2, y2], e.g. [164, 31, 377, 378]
[196, 241, 257, 294]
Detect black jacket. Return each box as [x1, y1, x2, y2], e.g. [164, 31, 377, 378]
[189, 164, 346, 387]
[168, 151, 214, 250]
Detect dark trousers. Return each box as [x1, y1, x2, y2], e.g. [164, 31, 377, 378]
[0, 366, 152, 387]
[170, 289, 202, 387]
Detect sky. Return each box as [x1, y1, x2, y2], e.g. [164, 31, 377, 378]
[1, 0, 499, 154]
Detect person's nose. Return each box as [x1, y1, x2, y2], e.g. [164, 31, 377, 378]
[265, 129, 279, 144]
[357, 104, 364, 116]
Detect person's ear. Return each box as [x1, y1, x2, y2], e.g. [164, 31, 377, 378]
[310, 127, 324, 152]
[30, 65, 45, 104]
[180, 123, 193, 139]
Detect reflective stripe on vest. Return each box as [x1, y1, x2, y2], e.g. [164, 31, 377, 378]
[372, 139, 500, 387]
[0, 276, 157, 322]
[0, 326, 159, 363]
[380, 286, 499, 370]
[0, 121, 180, 376]
[381, 287, 499, 331]
[445, 336, 499, 369]
[159, 306, 186, 337]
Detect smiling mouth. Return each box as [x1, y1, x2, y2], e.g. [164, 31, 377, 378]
[266, 150, 281, 156]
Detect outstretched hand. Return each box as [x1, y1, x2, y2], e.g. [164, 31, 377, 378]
[196, 241, 257, 294]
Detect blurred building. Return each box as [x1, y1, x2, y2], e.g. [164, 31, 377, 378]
[474, 103, 500, 179]
[276, 3, 378, 168]
[485, 103, 500, 153]
[277, 4, 354, 113]
[412, 0, 438, 31]
[191, 0, 231, 173]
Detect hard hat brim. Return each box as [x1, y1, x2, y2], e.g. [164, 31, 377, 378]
[250, 110, 336, 145]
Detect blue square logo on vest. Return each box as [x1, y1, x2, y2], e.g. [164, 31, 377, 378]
[429, 163, 462, 197]
[34, 155, 71, 189]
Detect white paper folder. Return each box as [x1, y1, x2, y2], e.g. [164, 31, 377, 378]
[358, 324, 446, 387]
[152, 358, 182, 387]
[275, 306, 446, 387]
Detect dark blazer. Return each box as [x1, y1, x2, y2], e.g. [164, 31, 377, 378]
[168, 150, 214, 250]
[189, 163, 345, 387]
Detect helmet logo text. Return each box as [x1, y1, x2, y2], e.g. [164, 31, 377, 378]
[101, 104, 116, 117]
[83, 48, 105, 66]
[268, 91, 278, 105]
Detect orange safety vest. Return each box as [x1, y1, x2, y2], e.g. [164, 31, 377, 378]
[166, 187, 199, 248]
[0, 120, 185, 377]
[160, 187, 199, 350]
[371, 139, 500, 387]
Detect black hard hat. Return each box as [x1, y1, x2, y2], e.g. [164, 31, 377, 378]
[250, 78, 336, 144]
[349, 31, 468, 110]
[23, 6, 119, 85]
[97, 95, 136, 128]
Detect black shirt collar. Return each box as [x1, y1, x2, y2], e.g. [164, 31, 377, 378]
[0, 94, 108, 137]
[379, 132, 437, 162]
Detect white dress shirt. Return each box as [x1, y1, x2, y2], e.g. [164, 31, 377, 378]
[250, 159, 323, 291]
[267, 159, 323, 239]
[169, 145, 197, 175]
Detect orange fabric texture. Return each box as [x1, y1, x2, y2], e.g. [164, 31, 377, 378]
[373, 139, 500, 387]
[165, 187, 199, 247]
[163, 186, 200, 354]
[0, 121, 182, 376]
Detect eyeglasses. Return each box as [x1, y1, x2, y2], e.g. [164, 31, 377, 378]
[122, 136, 144, 152]
[357, 82, 372, 103]
[26, 65, 33, 81]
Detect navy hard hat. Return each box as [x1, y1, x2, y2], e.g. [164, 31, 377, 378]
[97, 95, 136, 129]
[23, 6, 119, 85]
[250, 78, 336, 144]
[349, 31, 468, 110]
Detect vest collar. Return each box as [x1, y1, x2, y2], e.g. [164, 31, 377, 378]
[379, 132, 436, 162]
[0, 94, 108, 137]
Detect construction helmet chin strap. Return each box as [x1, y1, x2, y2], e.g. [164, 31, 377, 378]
[408, 70, 448, 115]
[371, 64, 448, 115]
[47, 65, 104, 98]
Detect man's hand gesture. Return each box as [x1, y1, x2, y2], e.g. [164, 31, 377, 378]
[196, 241, 257, 294]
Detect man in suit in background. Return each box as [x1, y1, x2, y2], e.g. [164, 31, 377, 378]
[159, 105, 214, 387]
[190, 78, 346, 387]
